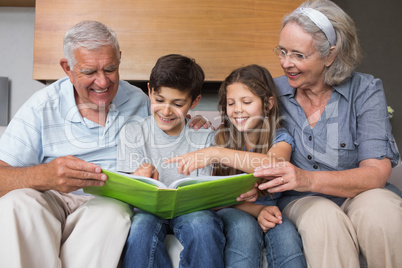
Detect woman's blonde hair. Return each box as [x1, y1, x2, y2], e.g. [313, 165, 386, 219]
[283, 0, 363, 86]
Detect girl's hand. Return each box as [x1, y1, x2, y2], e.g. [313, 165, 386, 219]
[165, 147, 216, 175]
[254, 161, 312, 193]
[133, 163, 159, 180]
[257, 206, 282, 232]
[236, 183, 259, 202]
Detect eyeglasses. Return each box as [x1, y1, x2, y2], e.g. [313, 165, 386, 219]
[273, 46, 314, 63]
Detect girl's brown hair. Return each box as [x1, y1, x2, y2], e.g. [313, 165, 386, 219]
[212, 64, 280, 176]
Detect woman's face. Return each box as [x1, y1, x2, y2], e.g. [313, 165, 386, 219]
[278, 22, 329, 91]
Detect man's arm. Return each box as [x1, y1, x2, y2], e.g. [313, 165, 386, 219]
[0, 157, 107, 197]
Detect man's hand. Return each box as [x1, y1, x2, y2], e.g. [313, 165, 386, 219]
[39, 155, 107, 193]
[187, 114, 214, 130]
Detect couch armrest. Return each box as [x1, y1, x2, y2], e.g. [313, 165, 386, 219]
[389, 164, 402, 191]
[0, 126, 6, 137]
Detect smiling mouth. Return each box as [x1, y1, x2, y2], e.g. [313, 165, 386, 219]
[158, 115, 175, 123]
[92, 87, 109, 93]
[235, 117, 248, 124]
[287, 72, 300, 77]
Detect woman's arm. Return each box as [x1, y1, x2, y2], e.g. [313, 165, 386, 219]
[255, 158, 392, 198]
[259, 76, 394, 198]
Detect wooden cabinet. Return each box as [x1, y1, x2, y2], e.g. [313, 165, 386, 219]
[33, 0, 303, 81]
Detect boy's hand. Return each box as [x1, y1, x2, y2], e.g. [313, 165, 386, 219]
[187, 114, 214, 130]
[257, 206, 282, 232]
[133, 163, 159, 180]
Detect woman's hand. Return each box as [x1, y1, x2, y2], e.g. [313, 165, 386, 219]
[255, 158, 392, 198]
[257, 206, 283, 232]
[254, 161, 312, 194]
[133, 163, 159, 180]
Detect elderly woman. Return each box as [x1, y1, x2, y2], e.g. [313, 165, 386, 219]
[254, 0, 402, 267]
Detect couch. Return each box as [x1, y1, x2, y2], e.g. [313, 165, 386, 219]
[0, 124, 401, 267]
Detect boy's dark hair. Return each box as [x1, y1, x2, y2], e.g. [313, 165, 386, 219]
[149, 54, 205, 101]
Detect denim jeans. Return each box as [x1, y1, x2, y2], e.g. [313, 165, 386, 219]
[264, 215, 306, 268]
[217, 207, 264, 268]
[122, 210, 225, 268]
[218, 193, 306, 268]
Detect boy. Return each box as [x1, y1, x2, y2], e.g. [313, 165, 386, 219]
[117, 54, 225, 268]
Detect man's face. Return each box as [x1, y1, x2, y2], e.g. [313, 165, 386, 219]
[65, 45, 120, 112]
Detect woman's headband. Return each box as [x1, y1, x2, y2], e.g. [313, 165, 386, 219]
[296, 7, 337, 46]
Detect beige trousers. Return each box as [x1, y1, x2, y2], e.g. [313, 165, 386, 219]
[283, 188, 402, 268]
[0, 189, 133, 268]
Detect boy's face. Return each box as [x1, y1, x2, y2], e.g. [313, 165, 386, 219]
[148, 85, 201, 136]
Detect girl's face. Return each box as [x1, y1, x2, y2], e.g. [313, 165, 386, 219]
[278, 22, 331, 91]
[226, 82, 265, 132]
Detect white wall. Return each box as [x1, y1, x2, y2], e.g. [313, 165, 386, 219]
[0, 7, 44, 122]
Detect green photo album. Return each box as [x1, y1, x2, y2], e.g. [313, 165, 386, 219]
[84, 170, 259, 219]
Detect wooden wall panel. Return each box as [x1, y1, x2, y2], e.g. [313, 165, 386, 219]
[0, 0, 35, 7]
[33, 0, 303, 81]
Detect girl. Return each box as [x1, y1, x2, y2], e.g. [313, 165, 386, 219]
[167, 64, 306, 267]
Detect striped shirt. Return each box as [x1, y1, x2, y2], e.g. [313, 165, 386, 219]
[0, 77, 150, 172]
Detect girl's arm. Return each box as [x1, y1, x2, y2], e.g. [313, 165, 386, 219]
[165, 141, 292, 175]
[234, 202, 283, 232]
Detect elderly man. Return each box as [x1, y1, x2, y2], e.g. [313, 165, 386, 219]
[0, 20, 210, 267]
